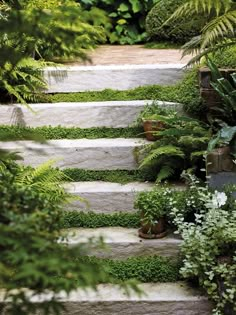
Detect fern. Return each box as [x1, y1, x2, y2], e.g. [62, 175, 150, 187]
[156, 165, 175, 182]
[164, 0, 236, 63]
[139, 145, 185, 169]
[14, 160, 84, 205]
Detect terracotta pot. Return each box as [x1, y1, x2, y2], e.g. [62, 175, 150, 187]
[138, 216, 168, 239]
[143, 120, 165, 141]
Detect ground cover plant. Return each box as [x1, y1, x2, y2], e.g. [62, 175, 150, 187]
[61, 211, 140, 229]
[81, 255, 181, 283]
[63, 168, 158, 183]
[0, 126, 143, 140]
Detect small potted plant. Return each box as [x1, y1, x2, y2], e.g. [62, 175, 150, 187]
[134, 187, 173, 239]
[135, 102, 176, 141]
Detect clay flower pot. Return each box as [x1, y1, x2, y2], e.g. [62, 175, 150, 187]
[143, 120, 165, 141]
[138, 216, 168, 239]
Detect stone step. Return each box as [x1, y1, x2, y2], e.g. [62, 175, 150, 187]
[0, 138, 147, 170]
[62, 227, 182, 259]
[44, 64, 185, 93]
[66, 181, 154, 213]
[0, 100, 182, 128]
[12, 283, 211, 315]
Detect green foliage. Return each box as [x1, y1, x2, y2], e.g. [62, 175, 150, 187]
[207, 59, 236, 154]
[0, 162, 111, 315]
[13, 160, 73, 204]
[146, 0, 202, 43]
[61, 211, 140, 228]
[208, 60, 236, 126]
[0, 126, 143, 140]
[0, 0, 104, 103]
[134, 187, 174, 226]
[79, 0, 159, 44]
[0, 58, 47, 104]
[208, 46, 236, 68]
[171, 181, 236, 315]
[166, 0, 236, 63]
[139, 113, 209, 181]
[62, 168, 155, 183]
[83, 255, 181, 283]
[134, 101, 177, 126]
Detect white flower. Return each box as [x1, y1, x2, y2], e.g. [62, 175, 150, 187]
[211, 191, 227, 208]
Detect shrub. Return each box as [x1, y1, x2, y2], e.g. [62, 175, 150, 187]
[0, 162, 111, 314]
[209, 46, 236, 68]
[171, 181, 236, 315]
[145, 0, 202, 43]
[79, 0, 159, 44]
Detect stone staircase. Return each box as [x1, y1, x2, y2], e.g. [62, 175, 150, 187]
[0, 67, 212, 314]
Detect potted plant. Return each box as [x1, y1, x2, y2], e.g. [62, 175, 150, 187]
[134, 187, 173, 239]
[135, 102, 176, 141]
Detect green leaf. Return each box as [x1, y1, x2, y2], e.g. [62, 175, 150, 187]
[129, 0, 142, 13]
[118, 3, 129, 12]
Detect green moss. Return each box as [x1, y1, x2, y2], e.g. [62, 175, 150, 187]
[0, 126, 143, 140]
[63, 169, 156, 183]
[61, 211, 140, 228]
[80, 256, 181, 283]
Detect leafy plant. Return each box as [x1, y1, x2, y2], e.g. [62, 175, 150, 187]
[145, 0, 202, 43]
[0, 162, 112, 315]
[165, 0, 236, 64]
[0, 0, 105, 103]
[171, 180, 236, 315]
[134, 187, 174, 227]
[79, 0, 159, 44]
[206, 59, 236, 154]
[139, 113, 209, 181]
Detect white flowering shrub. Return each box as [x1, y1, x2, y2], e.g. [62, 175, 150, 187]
[171, 175, 236, 315]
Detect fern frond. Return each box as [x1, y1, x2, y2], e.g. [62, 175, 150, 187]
[156, 165, 175, 182]
[139, 145, 185, 169]
[202, 10, 236, 48]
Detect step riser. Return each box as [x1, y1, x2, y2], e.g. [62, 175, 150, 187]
[69, 191, 142, 213]
[59, 300, 211, 315]
[64, 227, 181, 259]
[0, 101, 182, 128]
[0, 139, 146, 170]
[67, 182, 153, 214]
[44, 65, 185, 93]
[1, 283, 210, 315]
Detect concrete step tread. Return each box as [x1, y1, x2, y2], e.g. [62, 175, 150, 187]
[45, 64, 186, 70]
[61, 227, 181, 259]
[64, 227, 181, 245]
[0, 283, 212, 314]
[0, 100, 182, 128]
[66, 181, 186, 214]
[0, 138, 148, 148]
[66, 181, 154, 193]
[1, 100, 180, 108]
[57, 282, 209, 301]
